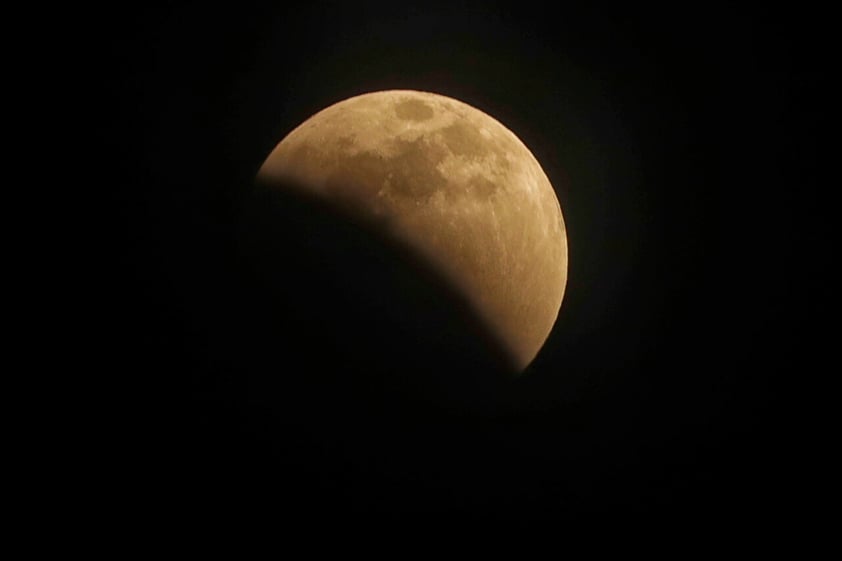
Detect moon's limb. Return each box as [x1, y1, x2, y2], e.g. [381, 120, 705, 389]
[258, 90, 567, 371]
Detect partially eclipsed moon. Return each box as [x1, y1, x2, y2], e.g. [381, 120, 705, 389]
[257, 90, 567, 372]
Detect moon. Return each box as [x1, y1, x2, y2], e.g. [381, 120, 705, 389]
[257, 90, 567, 372]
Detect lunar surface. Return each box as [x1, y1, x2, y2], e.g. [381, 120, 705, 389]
[257, 90, 567, 371]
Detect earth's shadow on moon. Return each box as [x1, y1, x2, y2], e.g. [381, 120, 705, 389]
[236, 177, 521, 429]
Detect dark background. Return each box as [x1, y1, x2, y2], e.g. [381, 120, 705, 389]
[103, 1, 824, 524]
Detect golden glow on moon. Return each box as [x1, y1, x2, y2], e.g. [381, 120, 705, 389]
[257, 90, 567, 372]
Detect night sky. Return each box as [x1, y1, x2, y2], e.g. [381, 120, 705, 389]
[107, 2, 823, 524]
